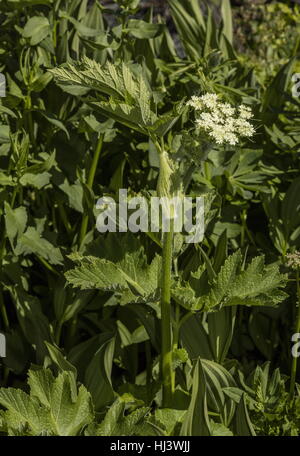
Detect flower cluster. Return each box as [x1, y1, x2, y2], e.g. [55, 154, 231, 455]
[286, 251, 300, 270]
[187, 93, 255, 146]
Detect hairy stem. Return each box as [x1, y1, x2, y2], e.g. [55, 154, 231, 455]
[161, 222, 174, 407]
[156, 142, 177, 407]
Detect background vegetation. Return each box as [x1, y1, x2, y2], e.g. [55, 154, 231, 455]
[0, 0, 300, 436]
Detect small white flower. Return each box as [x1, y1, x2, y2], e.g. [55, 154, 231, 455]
[226, 132, 239, 145]
[188, 93, 255, 146]
[235, 118, 255, 137]
[219, 102, 235, 117]
[286, 251, 300, 270]
[238, 105, 253, 120]
[199, 93, 219, 109]
[186, 96, 200, 109]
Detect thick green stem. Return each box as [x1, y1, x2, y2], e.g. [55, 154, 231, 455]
[79, 134, 104, 247]
[155, 143, 177, 407]
[290, 267, 300, 401]
[160, 220, 174, 407]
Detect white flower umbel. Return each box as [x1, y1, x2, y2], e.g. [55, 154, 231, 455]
[187, 93, 255, 146]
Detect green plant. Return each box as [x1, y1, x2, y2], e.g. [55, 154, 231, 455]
[0, 0, 299, 437]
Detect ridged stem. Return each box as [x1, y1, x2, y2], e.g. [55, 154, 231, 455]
[157, 143, 175, 407]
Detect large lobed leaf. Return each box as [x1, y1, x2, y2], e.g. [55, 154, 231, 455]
[65, 248, 161, 305]
[50, 57, 180, 136]
[173, 250, 288, 312]
[0, 369, 94, 436]
[85, 399, 157, 436]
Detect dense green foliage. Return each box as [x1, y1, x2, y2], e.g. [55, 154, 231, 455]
[0, 0, 300, 436]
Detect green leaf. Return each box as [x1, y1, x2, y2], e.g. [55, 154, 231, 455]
[0, 369, 94, 436]
[45, 342, 77, 376]
[0, 388, 51, 435]
[15, 226, 63, 265]
[50, 57, 126, 98]
[221, 0, 233, 44]
[154, 408, 186, 435]
[201, 359, 236, 426]
[262, 58, 296, 123]
[84, 336, 116, 410]
[23, 151, 56, 175]
[4, 203, 27, 248]
[50, 58, 180, 136]
[126, 20, 165, 39]
[59, 12, 105, 37]
[65, 249, 160, 304]
[211, 421, 233, 436]
[30, 72, 53, 92]
[180, 359, 211, 436]
[58, 179, 84, 213]
[174, 251, 287, 312]
[6, 285, 51, 362]
[19, 171, 51, 189]
[22, 16, 51, 45]
[233, 394, 256, 436]
[172, 348, 189, 370]
[85, 399, 156, 436]
[0, 125, 10, 143]
[89, 100, 152, 134]
[86, 399, 124, 436]
[168, 0, 205, 60]
[40, 112, 70, 139]
[180, 314, 213, 360]
[207, 307, 236, 363]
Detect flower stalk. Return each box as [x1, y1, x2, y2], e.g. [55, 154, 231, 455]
[156, 143, 177, 407]
[160, 222, 175, 407]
